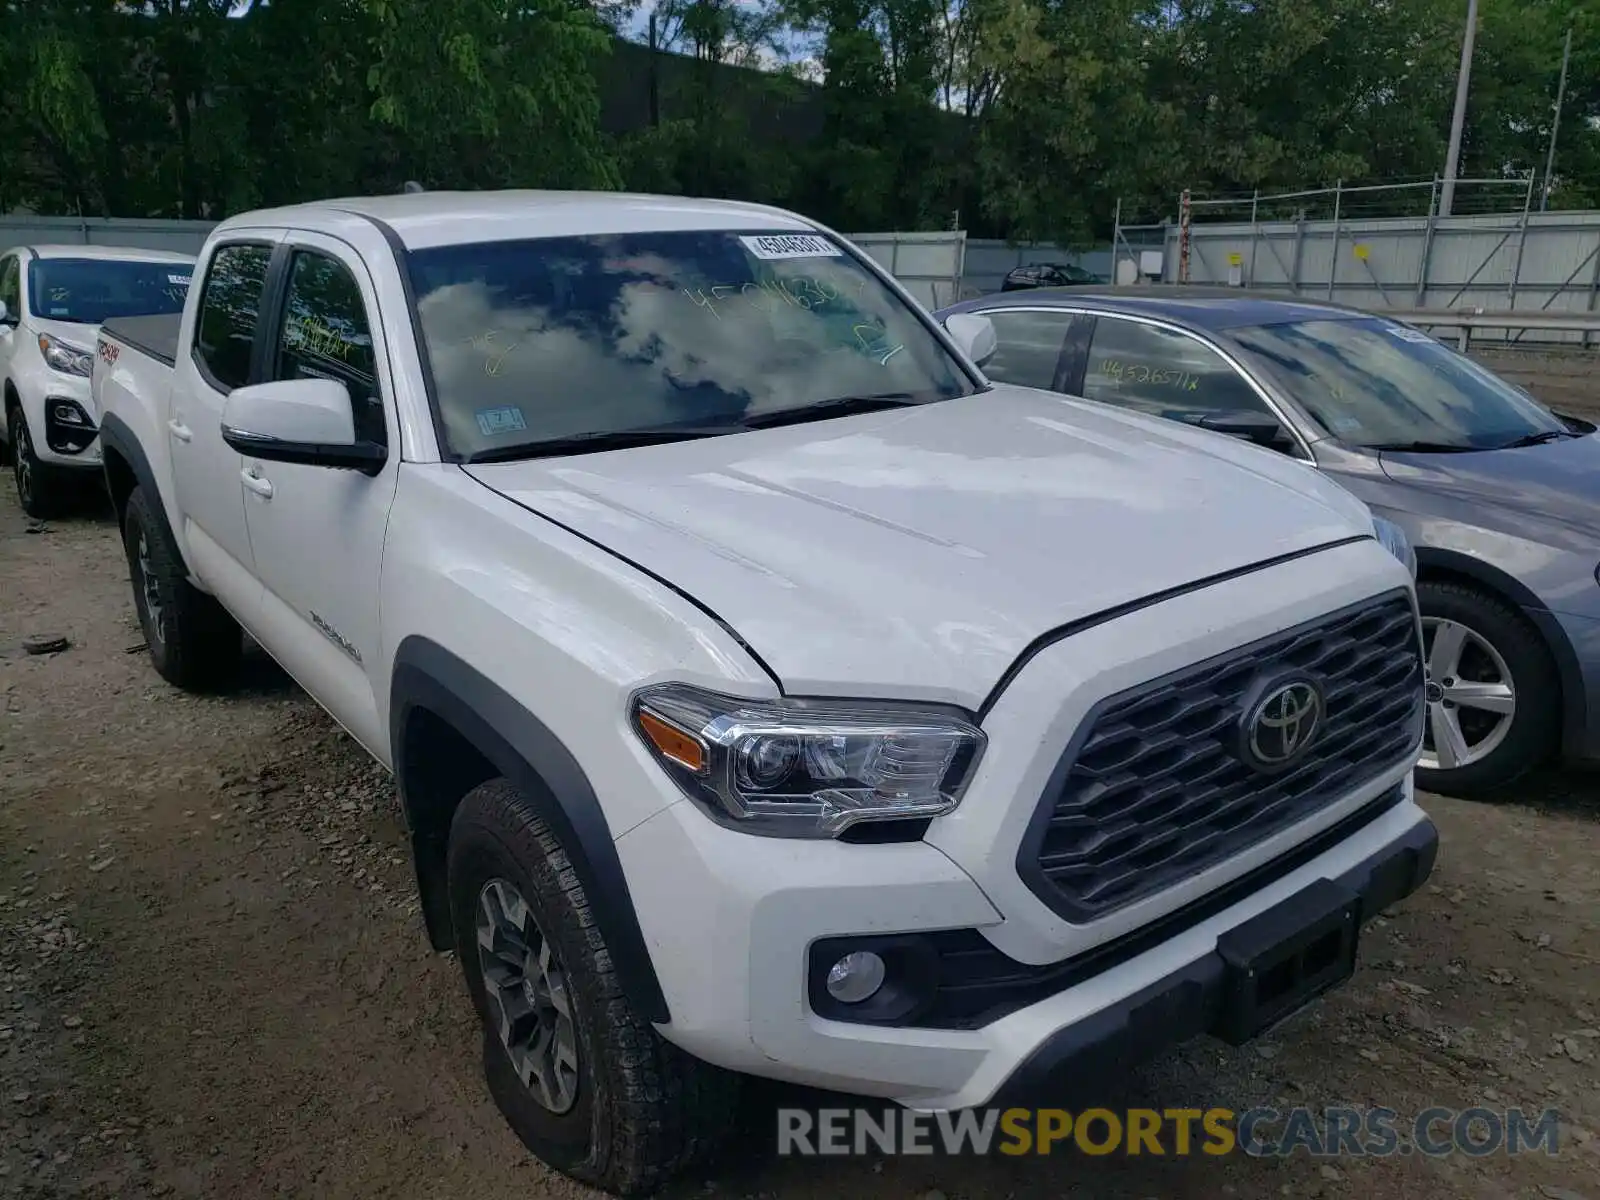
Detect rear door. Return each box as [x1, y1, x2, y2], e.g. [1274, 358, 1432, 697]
[236, 232, 400, 755]
[169, 236, 280, 615]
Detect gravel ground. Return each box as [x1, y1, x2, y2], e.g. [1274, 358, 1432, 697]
[2, 480, 1599, 1200]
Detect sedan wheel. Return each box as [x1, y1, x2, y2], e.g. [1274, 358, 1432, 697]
[1418, 616, 1517, 772]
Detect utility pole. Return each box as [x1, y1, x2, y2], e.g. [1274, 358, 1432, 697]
[1439, 0, 1479, 218]
[1541, 25, 1574, 212]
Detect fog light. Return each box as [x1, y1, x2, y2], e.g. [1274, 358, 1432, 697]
[825, 951, 886, 1004]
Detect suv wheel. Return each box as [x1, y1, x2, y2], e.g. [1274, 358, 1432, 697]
[1414, 579, 1559, 796]
[448, 779, 738, 1196]
[9, 405, 61, 519]
[121, 485, 243, 690]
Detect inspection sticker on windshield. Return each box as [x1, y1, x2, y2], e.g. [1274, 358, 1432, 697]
[168, 273, 191, 287]
[475, 406, 527, 437]
[739, 234, 842, 261]
[1388, 325, 1436, 343]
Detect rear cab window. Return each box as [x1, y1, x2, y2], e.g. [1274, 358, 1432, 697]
[193, 244, 274, 392]
[403, 229, 975, 460]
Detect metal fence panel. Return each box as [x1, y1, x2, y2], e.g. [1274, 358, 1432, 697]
[0, 215, 216, 256]
[849, 231, 967, 309]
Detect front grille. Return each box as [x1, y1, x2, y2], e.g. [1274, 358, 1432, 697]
[1019, 591, 1423, 923]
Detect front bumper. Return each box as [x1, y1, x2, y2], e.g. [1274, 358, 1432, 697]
[12, 363, 101, 468]
[618, 782, 1435, 1110]
[991, 810, 1437, 1106]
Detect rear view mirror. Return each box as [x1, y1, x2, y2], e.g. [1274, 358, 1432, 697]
[1194, 410, 1292, 450]
[221, 378, 385, 474]
[943, 313, 998, 369]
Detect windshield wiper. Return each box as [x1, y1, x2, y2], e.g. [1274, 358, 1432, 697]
[1497, 429, 1578, 449]
[739, 392, 926, 431]
[1367, 441, 1482, 454]
[464, 424, 747, 464]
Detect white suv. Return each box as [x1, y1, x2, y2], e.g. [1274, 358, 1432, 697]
[0, 243, 193, 515]
[92, 191, 1436, 1195]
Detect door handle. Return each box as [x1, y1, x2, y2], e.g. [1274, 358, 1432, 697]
[240, 467, 273, 499]
[167, 419, 192, 443]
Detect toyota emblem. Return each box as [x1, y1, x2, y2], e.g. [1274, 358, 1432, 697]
[1240, 677, 1325, 770]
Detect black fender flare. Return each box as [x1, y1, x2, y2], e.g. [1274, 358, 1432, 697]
[1415, 546, 1587, 755]
[99, 412, 188, 563]
[389, 636, 670, 1024]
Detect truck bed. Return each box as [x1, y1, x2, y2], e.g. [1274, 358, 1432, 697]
[100, 313, 181, 368]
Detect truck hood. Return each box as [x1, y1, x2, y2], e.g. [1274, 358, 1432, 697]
[466, 385, 1375, 708]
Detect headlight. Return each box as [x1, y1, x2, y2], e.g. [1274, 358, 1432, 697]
[630, 683, 985, 838]
[38, 333, 93, 378]
[1372, 515, 1417, 578]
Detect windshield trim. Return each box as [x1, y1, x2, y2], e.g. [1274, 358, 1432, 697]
[381, 221, 985, 463]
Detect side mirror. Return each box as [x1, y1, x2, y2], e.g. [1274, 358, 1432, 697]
[0, 299, 13, 327]
[1554, 410, 1596, 435]
[1194, 409, 1292, 450]
[221, 378, 385, 474]
[943, 312, 998, 368]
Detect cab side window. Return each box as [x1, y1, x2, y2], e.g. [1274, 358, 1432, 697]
[1082, 317, 1270, 422]
[980, 310, 1075, 391]
[194, 244, 273, 392]
[0, 255, 20, 321]
[272, 251, 385, 446]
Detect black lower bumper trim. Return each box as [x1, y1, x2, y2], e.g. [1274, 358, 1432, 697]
[988, 813, 1438, 1106]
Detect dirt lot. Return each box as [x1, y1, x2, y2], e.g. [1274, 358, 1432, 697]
[2, 481, 1599, 1200]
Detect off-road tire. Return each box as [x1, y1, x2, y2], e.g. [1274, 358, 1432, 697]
[1414, 578, 1560, 797]
[448, 778, 739, 1195]
[122, 485, 242, 690]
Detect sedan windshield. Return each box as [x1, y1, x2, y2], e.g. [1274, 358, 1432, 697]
[1230, 317, 1572, 451]
[404, 230, 973, 460]
[29, 259, 191, 325]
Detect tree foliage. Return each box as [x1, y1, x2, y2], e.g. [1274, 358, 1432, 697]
[1, 0, 1596, 240]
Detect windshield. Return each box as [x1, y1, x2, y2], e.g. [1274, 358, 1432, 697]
[29, 259, 191, 325]
[404, 230, 973, 459]
[1230, 316, 1571, 450]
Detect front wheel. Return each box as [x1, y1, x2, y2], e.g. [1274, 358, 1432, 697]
[9, 406, 63, 519]
[448, 779, 739, 1195]
[1414, 579, 1559, 796]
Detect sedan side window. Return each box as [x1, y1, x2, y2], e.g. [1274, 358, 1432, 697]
[1083, 317, 1271, 423]
[979, 310, 1076, 391]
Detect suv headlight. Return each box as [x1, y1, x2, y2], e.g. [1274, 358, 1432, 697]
[1372, 514, 1417, 578]
[630, 683, 986, 838]
[38, 333, 93, 378]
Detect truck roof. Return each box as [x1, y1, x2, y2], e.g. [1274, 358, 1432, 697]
[20, 244, 195, 264]
[217, 190, 820, 251]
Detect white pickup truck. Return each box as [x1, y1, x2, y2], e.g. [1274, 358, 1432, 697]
[93, 190, 1436, 1194]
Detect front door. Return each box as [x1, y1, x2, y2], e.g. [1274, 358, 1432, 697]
[169, 239, 277, 614]
[238, 234, 400, 758]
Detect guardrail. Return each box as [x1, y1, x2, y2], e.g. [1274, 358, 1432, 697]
[1379, 309, 1600, 352]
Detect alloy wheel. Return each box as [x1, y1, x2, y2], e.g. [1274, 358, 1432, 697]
[1418, 616, 1517, 771]
[135, 528, 165, 644]
[475, 878, 580, 1114]
[12, 416, 32, 508]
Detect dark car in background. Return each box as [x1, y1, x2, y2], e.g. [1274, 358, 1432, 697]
[936, 285, 1600, 797]
[1000, 262, 1106, 291]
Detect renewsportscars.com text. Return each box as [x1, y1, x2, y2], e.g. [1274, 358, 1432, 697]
[776, 1106, 1562, 1158]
